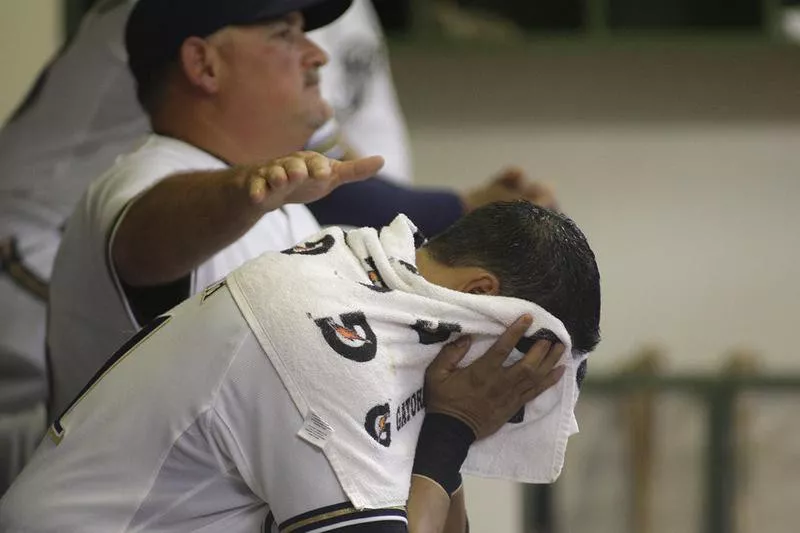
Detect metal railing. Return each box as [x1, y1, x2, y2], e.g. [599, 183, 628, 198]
[403, 0, 790, 45]
[523, 373, 800, 533]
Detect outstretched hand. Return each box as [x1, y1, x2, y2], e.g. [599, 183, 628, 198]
[462, 167, 558, 212]
[245, 151, 385, 209]
[425, 315, 566, 440]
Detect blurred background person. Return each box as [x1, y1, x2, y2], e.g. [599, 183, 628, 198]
[307, 0, 412, 184]
[783, 0, 800, 41]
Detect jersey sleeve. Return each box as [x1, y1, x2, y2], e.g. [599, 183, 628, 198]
[211, 330, 409, 532]
[307, 178, 464, 238]
[96, 154, 191, 325]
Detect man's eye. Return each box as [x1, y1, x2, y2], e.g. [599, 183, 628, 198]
[274, 27, 297, 41]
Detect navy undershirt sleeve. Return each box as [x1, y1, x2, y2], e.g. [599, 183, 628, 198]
[307, 177, 465, 237]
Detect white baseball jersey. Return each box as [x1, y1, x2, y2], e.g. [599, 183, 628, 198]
[1, 284, 407, 533]
[47, 134, 320, 417]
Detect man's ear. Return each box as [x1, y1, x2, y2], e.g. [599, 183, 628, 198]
[462, 271, 500, 296]
[179, 36, 221, 94]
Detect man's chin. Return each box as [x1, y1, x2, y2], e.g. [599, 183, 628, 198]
[308, 105, 334, 131]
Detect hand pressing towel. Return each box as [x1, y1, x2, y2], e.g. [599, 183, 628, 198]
[227, 215, 587, 509]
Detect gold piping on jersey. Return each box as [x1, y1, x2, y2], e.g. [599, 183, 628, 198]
[201, 279, 227, 303]
[280, 503, 406, 533]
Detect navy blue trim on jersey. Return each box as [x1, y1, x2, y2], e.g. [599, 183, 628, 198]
[50, 314, 171, 439]
[307, 177, 464, 238]
[279, 502, 407, 533]
[121, 276, 190, 327]
[264, 511, 276, 533]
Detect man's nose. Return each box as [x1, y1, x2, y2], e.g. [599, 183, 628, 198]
[302, 35, 328, 68]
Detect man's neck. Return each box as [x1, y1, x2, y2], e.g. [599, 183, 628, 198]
[150, 109, 297, 167]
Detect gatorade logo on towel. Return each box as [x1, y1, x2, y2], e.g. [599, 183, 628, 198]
[363, 257, 389, 291]
[364, 403, 392, 447]
[314, 312, 378, 363]
[410, 320, 462, 345]
[282, 234, 335, 256]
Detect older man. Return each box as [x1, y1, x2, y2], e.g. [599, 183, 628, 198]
[47, 0, 377, 415]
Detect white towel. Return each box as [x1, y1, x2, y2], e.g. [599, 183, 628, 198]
[227, 215, 587, 509]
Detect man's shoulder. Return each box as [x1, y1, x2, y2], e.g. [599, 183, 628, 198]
[98, 135, 204, 179]
[81, 135, 216, 211]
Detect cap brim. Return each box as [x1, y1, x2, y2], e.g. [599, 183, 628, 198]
[301, 0, 353, 31]
[256, 0, 353, 31]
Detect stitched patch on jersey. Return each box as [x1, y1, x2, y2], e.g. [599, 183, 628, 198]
[297, 411, 334, 449]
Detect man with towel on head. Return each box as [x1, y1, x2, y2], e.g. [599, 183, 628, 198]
[0, 201, 601, 533]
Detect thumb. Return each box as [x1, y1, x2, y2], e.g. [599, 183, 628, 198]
[331, 155, 384, 184]
[429, 336, 472, 375]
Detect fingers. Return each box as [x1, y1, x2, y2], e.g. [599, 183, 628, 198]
[540, 340, 566, 372]
[522, 181, 558, 210]
[265, 164, 289, 188]
[247, 164, 291, 204]
[306, 154, 333, 180]
[282, 157, 311, 182]
[473, 315, 533, 369]
[331, 155, 384, 184]
[494, 167, 526, 188]
[513, 340, 565, 377]
[249, 153, 321, 201]
[491, 166, 559, 211]
[428, 336, 472, 374]
[510, 341, 565, 396]
[273, 152, 382, 184]
[250, 152, 383, 207]
[518, 365, 566, 405]
[522, 181, 550, 199]
[248, 167, 268, 203]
